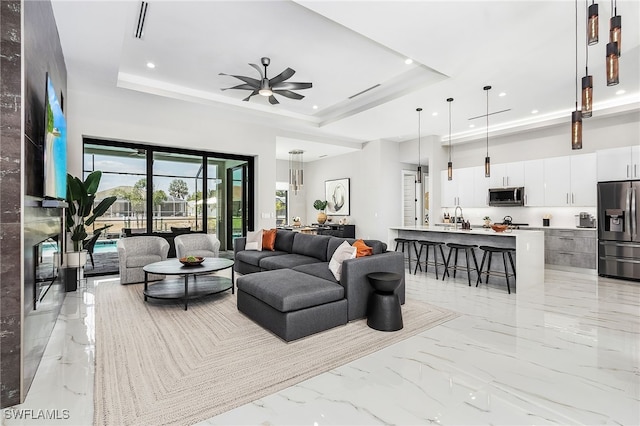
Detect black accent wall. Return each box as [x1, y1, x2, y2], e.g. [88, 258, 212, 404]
[0, 0, 67, 408]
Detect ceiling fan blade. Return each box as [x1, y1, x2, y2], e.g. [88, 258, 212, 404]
[221, 83, 256, 91]
[248, 63, 264, 79]
[268, 67, 295, 86]
[273, 90, 304, 100]
[242, 91, 259, 102]
[218, 73, 260, 87]
[268, 95, 279, 105]
[272, 81, 312, 91]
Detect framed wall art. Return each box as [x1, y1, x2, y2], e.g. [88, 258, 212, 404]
[325, 178, 350, 216]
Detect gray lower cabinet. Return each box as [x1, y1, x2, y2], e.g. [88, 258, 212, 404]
[542, 228, 597, 269]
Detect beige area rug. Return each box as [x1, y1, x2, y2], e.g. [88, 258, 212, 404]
[94, 281, 460, 425]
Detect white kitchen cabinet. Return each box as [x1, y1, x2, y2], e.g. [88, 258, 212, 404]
[597, 146, 640, 181]
[570, 153, 597, 206]
[523, 159, 544, 206]
[543, 154, 596, 206]
[441, 166, 486, 207]
[489, 162, 525, 188]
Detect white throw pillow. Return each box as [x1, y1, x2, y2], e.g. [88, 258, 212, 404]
[245, 230, 263, 251]
[329, 241, 357, 281]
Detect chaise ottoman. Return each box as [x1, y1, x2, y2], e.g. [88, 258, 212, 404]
[236, 269, 348, 342]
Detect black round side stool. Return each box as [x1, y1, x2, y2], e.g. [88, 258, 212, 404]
[366, 272, 403, 331]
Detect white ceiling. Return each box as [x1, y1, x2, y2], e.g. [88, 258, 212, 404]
[51, 0, 640, 162]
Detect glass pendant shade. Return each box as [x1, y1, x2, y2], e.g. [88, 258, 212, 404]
[288, 150, 304, 194]
[581, 75, 593, 117]
[610, 15, 621, 57]
[571, 110, 583, 149]
[416, 166, 422, 183]
[447, 162, 453, 181]
[606, 42, 619, 86]
[484, 156, 491, 177]
[587, 2, 599, 45]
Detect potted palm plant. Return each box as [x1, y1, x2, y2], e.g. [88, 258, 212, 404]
[65, 171, 116, 266]
[313, 199, 328, 224]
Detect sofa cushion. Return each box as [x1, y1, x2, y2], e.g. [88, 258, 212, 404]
[236, 250, 287, 267]
[246, 230, 263, 251]
[292, 262, 338, 283]
[292, 233, 331, 261]
[237, 269, 344, 313]
[327, 237, 386, 259]
[262, 228, 277, 251]
[260, 253, 322, 270]
[126, 254, 163, 268]
[274, 229, 295, 253]
[328, 241, 357, 280]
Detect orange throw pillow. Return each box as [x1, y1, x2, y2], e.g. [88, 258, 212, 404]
[262, 228, 277, 251]
[352, 239, 373, 257]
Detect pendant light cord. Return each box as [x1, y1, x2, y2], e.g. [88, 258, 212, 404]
[585, 0, 589, 73]
[417, 108, 421, 169]
[575, 0, 579, 109]
[448, 101, 452, 162]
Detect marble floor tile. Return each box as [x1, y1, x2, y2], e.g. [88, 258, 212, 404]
[3, 270, 639, 426]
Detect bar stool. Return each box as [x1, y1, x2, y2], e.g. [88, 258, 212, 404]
[394, 237, 419, 274]
[414, 240, 449, 279]
[476, 246, 516, 294]
[442, 243, 480, 286]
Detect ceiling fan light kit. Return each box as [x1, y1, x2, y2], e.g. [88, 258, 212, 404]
[220, 57, 312, 105]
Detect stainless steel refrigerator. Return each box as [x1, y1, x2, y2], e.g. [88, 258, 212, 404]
[597, 181, 640, 280]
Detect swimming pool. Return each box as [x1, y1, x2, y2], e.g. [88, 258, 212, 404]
[41, 239, 118, 257]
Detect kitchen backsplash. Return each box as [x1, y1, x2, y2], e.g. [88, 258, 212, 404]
[440, 206, 597, 228]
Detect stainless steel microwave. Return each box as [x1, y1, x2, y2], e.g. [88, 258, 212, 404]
[488, 187, 525, 206]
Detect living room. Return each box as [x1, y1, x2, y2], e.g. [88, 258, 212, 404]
[1, 0, 639, 424]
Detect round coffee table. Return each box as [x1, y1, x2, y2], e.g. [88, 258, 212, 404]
[143, 258, 234, 310]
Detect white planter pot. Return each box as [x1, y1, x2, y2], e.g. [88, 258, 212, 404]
[65, 250, 88, 268]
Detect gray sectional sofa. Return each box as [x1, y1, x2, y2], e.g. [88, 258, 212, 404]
[234, 230, 405, 341]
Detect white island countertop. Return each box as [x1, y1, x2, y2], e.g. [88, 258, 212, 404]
[389, 225, 544, 291]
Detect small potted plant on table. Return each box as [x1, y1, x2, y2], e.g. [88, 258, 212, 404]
[313, 199, 328, 224]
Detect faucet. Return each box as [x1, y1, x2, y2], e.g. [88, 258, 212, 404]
[454, 205, 463, 230]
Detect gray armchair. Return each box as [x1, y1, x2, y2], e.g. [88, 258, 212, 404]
[117, 236, 169, 284]
[174, 233, 220, 259]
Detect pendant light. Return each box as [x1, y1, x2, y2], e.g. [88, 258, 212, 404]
[447, 98, 454, 181]
[288, 149, 304, 195]
[606, 0, 620, 85]
[416, 107, 422, 184]
[610, 0, 621, 57]
[483, 85, 491, 178]
[587, 1, 599, 45]
[572, 0, 583, 149]
[582, 0, 593, 118]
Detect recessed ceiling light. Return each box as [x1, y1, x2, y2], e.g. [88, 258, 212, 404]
[432, 112, 438, 116]
[616, 89, 626, 95]
[469, 124, 475, 128]
[312, 105, 318, 110]
[531, 109, 538, 114]
[498, 92, 506, 97]
[405, 58, 413, 65]
[146, 62, 155, 69]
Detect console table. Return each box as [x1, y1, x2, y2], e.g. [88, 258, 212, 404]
[317, 224, 355, 238]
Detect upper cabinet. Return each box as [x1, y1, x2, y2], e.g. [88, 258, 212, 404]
[441, 166, 487, 207]
[543, 154, 596, 206]
[523, 160, 544, 206]
[597, 146, 640, 181]
[489, 162, 525, 188]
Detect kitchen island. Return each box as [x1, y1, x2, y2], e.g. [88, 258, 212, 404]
[389, 226, 544, 291]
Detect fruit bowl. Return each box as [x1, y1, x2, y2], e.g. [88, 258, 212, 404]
[491, 224, 508, 233]
[179, 256, 204, 266]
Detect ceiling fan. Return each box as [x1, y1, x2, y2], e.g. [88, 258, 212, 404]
[219, 57, 312, 105]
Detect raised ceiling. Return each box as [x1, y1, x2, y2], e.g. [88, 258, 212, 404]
[52, 0, 639, 160]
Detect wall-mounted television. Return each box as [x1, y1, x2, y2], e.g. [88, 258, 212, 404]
[43, 74, 67, 200]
